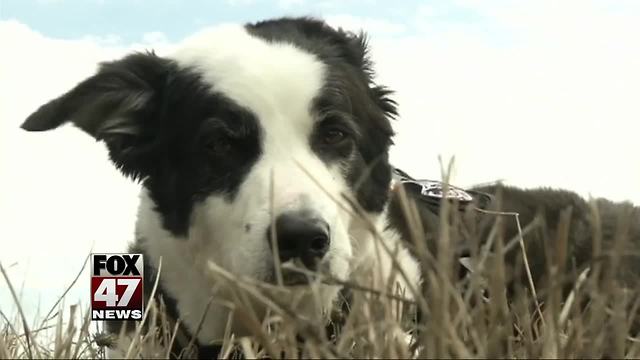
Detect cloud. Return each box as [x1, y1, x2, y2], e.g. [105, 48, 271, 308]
[79, 33, 123, 45]
[0, 20, 174, 319]
[324, 15, 408, 36]
[141, 31, 170, 45]
[328, 7, 640, 204]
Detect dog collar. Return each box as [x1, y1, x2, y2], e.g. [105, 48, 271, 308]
[390, 167, 493, 303]
[390, 167, 493, 211]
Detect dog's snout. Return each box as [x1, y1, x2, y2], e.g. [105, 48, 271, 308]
[267, 212, 330, 269]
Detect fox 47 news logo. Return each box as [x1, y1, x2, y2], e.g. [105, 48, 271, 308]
[91, 254, 143, 321]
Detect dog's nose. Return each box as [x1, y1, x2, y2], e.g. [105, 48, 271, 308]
[267, 212, 330, 270]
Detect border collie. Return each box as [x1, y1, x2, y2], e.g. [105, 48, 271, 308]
[21, 17, 422, 358]
[21, 15, 640, 359]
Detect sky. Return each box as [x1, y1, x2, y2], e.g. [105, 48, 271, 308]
[1, 0, 640, 322]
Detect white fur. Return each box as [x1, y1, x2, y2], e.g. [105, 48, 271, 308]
[349, 210, 422, 302]
[132, 24, 421, 346]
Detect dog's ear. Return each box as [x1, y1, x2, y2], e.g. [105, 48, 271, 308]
[346, 31, 398, 120]
[21, 51, 174, 180]
[341, 30, 398, 213]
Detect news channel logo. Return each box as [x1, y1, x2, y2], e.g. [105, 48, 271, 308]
[90, 253, 144, 321]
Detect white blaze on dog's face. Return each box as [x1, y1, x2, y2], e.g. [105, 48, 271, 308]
[168, 24, 353, 286]
[21, 18, 398, 339]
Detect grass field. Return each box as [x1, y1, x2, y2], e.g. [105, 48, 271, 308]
[2, 185, 640, 359]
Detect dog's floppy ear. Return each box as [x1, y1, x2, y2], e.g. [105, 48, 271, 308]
[21, 51, 174, 180]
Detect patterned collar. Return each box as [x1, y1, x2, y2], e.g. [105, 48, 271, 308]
[390, 167, 493, 211]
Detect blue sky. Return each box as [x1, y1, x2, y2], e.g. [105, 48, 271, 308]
[1, 0, 494, 42]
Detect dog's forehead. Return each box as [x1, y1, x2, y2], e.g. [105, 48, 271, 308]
[169, 24, 326, 133]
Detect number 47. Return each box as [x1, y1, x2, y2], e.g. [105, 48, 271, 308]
[94, 278, 140, 307]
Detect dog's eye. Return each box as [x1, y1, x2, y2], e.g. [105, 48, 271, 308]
[322, 128, 347, 145]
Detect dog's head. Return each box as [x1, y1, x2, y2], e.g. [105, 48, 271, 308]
[22, 17, 397, 296]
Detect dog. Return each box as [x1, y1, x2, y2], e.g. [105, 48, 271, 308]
[21, 16, 640, 359]
[21, 17, 422, 358]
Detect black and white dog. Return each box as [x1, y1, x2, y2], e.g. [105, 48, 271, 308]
[22, 17, 422, 357]
[21, 16, 640, 359]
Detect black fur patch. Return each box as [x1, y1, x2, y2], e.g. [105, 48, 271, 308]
[22, 52, 263, 236]
[247, 17, 398, 213]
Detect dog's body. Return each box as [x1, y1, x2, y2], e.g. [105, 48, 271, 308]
[21, 16, 640, 359]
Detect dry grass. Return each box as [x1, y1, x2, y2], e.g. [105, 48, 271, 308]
[3, 182, 640, 359]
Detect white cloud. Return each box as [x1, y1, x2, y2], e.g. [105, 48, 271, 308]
[141, 31, 170, 45]
[0, 20, 174, 319]
[80, 33, 123, 45]
[329, 7, 640, 204]
[325, 14, 407, 36]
